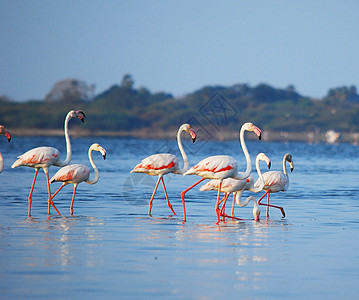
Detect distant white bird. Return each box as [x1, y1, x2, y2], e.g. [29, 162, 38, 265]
[256, 153, 294, 217]
[50, 143, 106, 215]
[131, 124, 196, 218]
[11, 110, 86, 217]
[0, 125, 11, 173]
[200, 153, 270, 221]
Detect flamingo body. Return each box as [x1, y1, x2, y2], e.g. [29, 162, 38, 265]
[184, 155, 239, 180]
[131, 153, 179, 176]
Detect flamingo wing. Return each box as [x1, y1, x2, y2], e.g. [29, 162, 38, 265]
[12, 146, 60, 169]
[262, 171, 288, 192]
[50, 164, 90, 184]
[131, 153, 179, 176]
[184, 155, 238, 179]
[200, 177, 250, 193]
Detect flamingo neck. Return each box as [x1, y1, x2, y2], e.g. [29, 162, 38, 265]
[86, 148, 100, 185]
[282, 154, 289, 175]
[251, 157, 265, 192]
[236, 127, 251, 180]
[0, 152, 3, 173]
[177, 127, 189, 174]
[57, 113, 72, 167]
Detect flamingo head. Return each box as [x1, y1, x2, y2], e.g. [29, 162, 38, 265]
[253, 204, 260, 221]
[91, 143, 107, 160]
[241, 122, 262, 140]
[75, 110, 86, 123]
[0, 126, 11, 142]
[257, 153, 271, 169]
[182, 124, 197, 143]
[285, 153, 294, 172]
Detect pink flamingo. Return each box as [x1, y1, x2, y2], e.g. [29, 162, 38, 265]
[50, 143, 106, 215]
[131, 124, 196, 218]
[199, 153, 271, 221]
[11, 110, 86, 217]
[181, 122, 262, 223]
[256, 153, 294, 218]
[0, 125, 11, 173]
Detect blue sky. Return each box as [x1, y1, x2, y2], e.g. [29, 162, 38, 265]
[1, 0, 359, 101]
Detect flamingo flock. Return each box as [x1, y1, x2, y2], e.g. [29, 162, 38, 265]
[1, 111, 294, 223]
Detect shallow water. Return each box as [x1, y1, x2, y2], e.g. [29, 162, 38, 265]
[0, 136, 358, 299]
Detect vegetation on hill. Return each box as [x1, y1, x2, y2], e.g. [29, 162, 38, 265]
[1, 74, 359, 141]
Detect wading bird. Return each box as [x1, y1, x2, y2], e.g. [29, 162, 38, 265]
[50, 143, 106, 215]
[256, 153, 294, 218]
[200, 153, 270, 221]
[131, 124, 196, 218]
[181, 122, 262, 223]
[0, 125, 11, 173]
[11, 110, 86, 217]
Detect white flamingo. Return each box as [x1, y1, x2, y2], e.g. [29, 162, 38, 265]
[256, 153, 294, 217]
[0, 125, 11, 173]
[11, 110, 86, 217]
[131, 124, 196, 218]
[182, 122, 262, 223]
[50, 143, 106, 215]
[199, 153, 271, 221]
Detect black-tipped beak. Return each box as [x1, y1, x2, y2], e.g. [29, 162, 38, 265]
[268, 161, 271, 169]
[189, 129, 196, 143]
[76, 110, 86, 123]
[103, 153, 106, 160]
[5, 131, 11, 142]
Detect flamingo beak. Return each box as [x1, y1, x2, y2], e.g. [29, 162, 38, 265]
[253, 125, 262, 140]
[189, 129, 196, 143]
[290, 162, 294, 172]
[5, 130, 11, 142]
[76, 110, 86, 123]
[100, 148, 107, 160]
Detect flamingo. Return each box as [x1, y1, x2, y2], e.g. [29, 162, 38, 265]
[11, 110, 86, 217]
[199, 153, 271, 221]
[234, 196, 260, 221]
[256, 153, 294, 218]
[0, 125, 11, 173]
[131, 123, 196, 218]
[50, 143, 106, 215]
[181, 122, 262, 223]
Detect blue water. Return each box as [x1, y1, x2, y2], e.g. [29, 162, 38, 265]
[0, 136, 359, 299]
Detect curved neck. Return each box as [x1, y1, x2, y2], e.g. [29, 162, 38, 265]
[177, 127, 189, 174]
[251, 157, 265, 192]
[86, 148, 100, 185]
[235, 191, 253, 207]
[236, 127, 251, 180]
[283, 155, 288, 175]
[58, 113, 72, 167]
[0, 152, 3, 173]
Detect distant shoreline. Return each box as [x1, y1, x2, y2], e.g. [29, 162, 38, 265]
[10, 128, 358, 144]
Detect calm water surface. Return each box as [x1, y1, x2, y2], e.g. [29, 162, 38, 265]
[0, 136, 358, 299]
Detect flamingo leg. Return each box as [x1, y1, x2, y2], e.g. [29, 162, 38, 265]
[45, 171, 60, 216]
[231, 193, 236, 217]
[257, 190, 286, 218]
[181, 178, 205, 223]
[215, 180, 222, 224]
[148, 176, 161, 217]
[160, 177, 176, 216]
[51, 184, 66, 200]
[28, 169, 39, 217]
[70, 184, 78, 215]
[219, 194, 230, 222]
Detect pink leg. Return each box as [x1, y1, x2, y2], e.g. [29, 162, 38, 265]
[28, 169, 39, 217]
[231, 193, 236, 217]
[160, 177, 176, 215]
[70, 185, 78, 215]
[181, 178, 205, 222]
[257, 190, 285, 218]
[148, 176, 161, 217]
[219, 194, 229, 222]
[51, 184, 65, 200]
[214, 180, 222, 224]
[45, 171, 60, 215]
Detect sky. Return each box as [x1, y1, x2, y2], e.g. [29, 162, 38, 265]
[1, 0, 359, 101]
